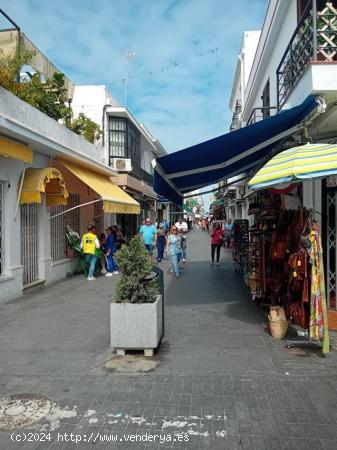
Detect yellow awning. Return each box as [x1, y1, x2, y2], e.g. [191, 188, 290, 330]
[0, 137, 33, 163]
[60, 160, 140, 214]
[19, 167, 69, 206]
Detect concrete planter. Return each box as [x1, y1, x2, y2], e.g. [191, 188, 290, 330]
[110, 295, 163, 353]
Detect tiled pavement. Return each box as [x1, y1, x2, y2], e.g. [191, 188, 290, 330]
[1, 230, 337, 449]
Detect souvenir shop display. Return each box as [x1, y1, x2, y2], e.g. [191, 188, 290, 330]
[243, 188, 329, 352]
[232, 220, 249, 276]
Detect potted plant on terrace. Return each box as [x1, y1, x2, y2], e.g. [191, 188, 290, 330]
[110, 235, 162, 356]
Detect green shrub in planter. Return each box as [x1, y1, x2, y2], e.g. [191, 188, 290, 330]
[114, 235, 158, 303]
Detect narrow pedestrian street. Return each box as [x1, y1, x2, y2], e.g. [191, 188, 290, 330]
[1, 230, 337, 450]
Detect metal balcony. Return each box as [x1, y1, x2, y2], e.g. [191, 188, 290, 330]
[247, 107, 277, 125]
[277, 0, 337, 110]
[131, 163, 153, 186]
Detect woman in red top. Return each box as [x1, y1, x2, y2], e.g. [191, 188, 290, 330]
[210, 222, 224, 266]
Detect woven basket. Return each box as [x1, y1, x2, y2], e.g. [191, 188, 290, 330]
[268, 314, 288, 339]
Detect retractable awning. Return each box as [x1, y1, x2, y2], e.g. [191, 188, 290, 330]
[0, 136, 33, 163]
[153, 96, 321, 205]
[19, 167, 69, 205]
[60, 160, 140, 214]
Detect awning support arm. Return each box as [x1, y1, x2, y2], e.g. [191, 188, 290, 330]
[49, 199, 102, 220]
[14, 165, 25, 221]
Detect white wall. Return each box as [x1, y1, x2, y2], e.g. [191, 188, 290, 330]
[243, 31, 261, 88]
[0, 157, 23, 301]
[243, 0, 295, 119]
[229, 31, 260, 118]
[142, 148, 155, 173]
[0, 151, 53, 302]
[72, 85, 120, 126]
[0, 88, 103, 164]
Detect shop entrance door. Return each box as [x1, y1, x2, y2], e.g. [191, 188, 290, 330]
[21, 203, 39, 286]
[326, 189, 337, 311]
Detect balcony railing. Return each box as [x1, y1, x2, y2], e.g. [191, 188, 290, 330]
[247, 106, 277, 125]
[131, 163, 153, 186]
[230, 100, 242, 131]
[277, 0, 337, 110]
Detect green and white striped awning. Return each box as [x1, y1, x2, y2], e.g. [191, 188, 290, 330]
[248, 143, 337, 190]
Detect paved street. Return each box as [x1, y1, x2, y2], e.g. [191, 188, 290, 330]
[1, 229, 337, 449]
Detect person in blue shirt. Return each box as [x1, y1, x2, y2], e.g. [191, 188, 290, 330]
[139, 217, 157, 256]
[105, 226, 118, 276]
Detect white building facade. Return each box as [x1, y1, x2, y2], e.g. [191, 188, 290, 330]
[228, 0, 337, 314]
[0, 33, 143, 303]
[0, 86, 136, 302]
[72, 85, 170, 236]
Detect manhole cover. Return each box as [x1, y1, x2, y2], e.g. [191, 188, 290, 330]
[0, 394, 52, 431]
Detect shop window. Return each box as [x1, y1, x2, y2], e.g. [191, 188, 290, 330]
[0, 182, 3, 275]
[50, 194, 80, 261]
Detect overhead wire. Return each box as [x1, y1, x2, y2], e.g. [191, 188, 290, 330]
[110, 46, 221, 84]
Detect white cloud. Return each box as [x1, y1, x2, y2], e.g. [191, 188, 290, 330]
[0, 0, 267, 152]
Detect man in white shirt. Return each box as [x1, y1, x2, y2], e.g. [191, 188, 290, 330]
[175, 217, 188, 262]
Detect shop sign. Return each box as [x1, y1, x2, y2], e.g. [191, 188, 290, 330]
[327, 175, 337, 188]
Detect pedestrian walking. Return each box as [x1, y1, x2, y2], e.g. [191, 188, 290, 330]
[210, 222, 224, 266]
[225, 219, 233, 248]
[166, 225, 182, 278]
[139, 217, 157, 256]
[105, 227, 118, 276]
[80, 225, 100, 281]
[156, 224, 167, 262]
[175, 217, 188, 262]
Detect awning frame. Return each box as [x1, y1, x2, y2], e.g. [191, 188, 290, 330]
[49, 199, 101, 220]
[19, 166, 69, 207]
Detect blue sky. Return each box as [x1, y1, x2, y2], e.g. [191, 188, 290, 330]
[1, 0, 267, 206]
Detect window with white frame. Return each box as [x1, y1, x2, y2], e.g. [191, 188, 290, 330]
[50, 194, 80, 261]
[0, 182, 3, 275]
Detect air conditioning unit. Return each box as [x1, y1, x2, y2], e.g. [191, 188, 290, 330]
[111, 158, 132, 172]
